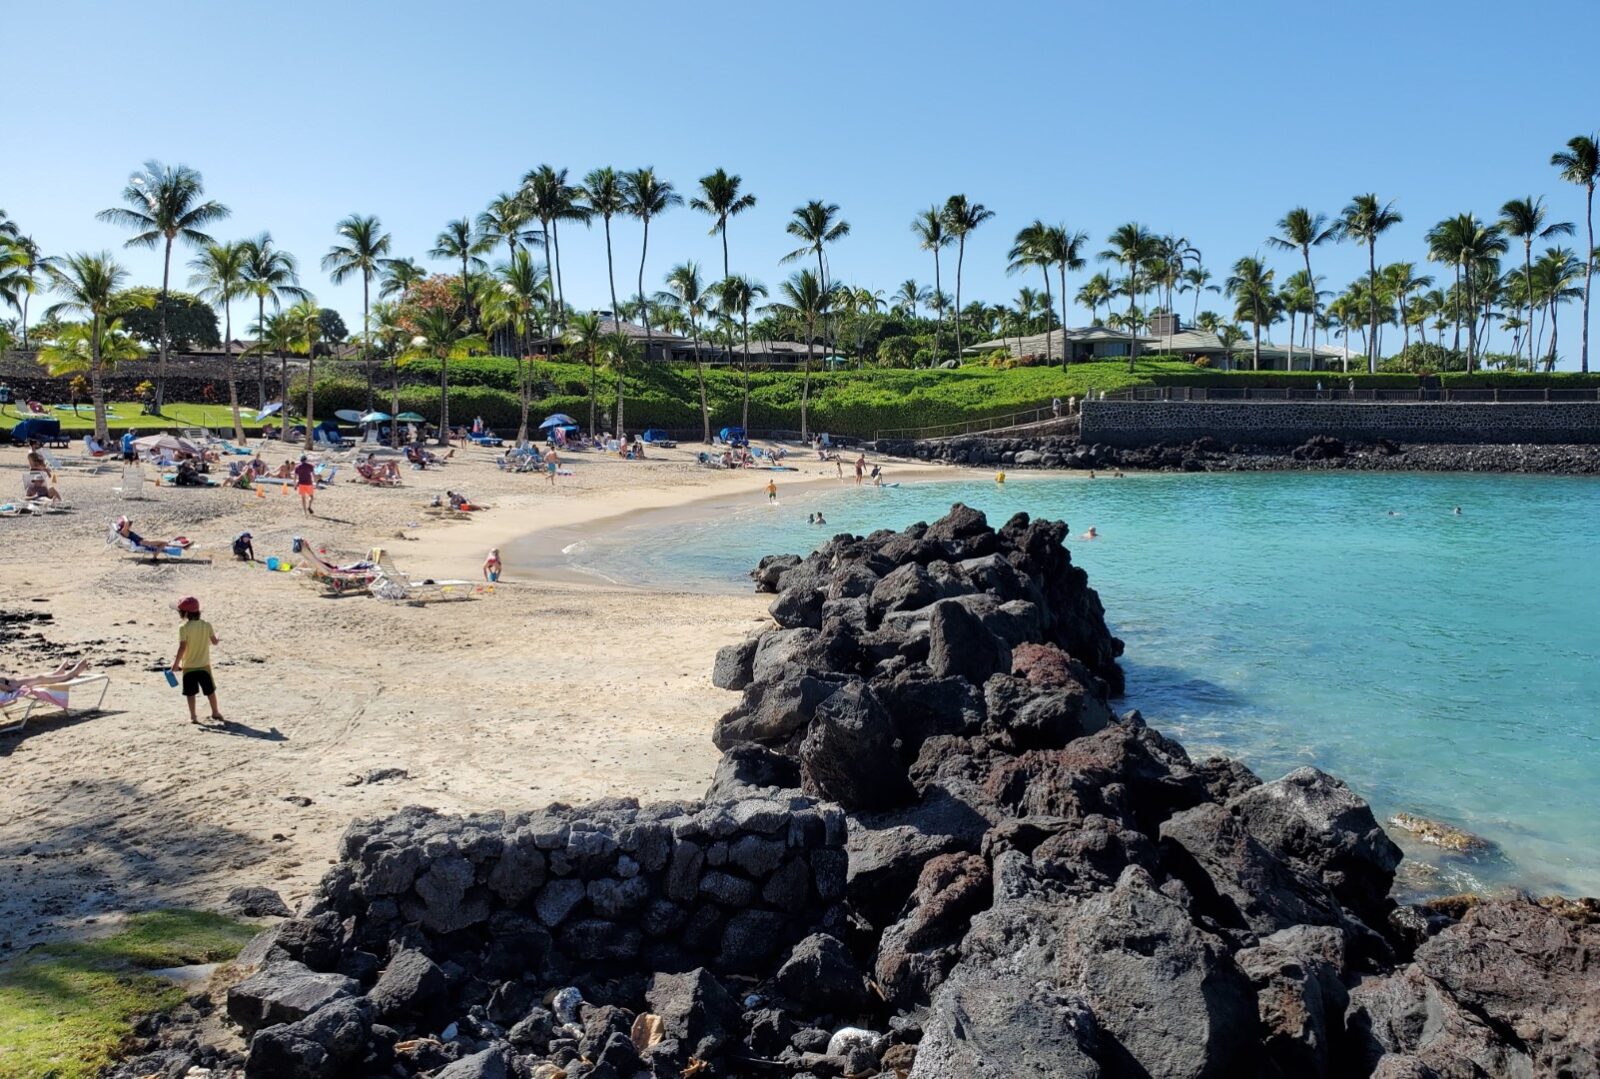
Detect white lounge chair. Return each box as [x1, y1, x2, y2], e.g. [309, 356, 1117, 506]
[371, 548, 477, 604]
[0, 674, 111, 734]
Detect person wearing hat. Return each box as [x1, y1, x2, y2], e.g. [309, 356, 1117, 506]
[171, 597, 223, 724]
[232, 532, 255, 562]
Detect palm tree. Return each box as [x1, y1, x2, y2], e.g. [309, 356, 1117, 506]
[714, 274, 768, 431]
[1100, 223, 1157, 370]
[566, 310, 607, 435]
[0, 236, 46, 349]
[39, 320, 146, 396]
[1077, 272, 1113, 325]
[660, 262, 712, 442]
[690, 169, 757, 280]
[622, 168, 682, 367]
[398, 308, 487, 443]
[42, 252, 139, 440]
[280, 299, 324, 449]
[321, 214, 392, 409]
[188, 241, 251, 440]
[767, 270, 830, 439]
[521, 166, 587, 329]
[378, 257, 425, 301]
[489, 250, 550, 442]
[1225, 256, 1275, 370]
[1266, 208, 1336, 358]
[96, 161, 230, 409]
[477, 192, 541, 266]
[580, 167, 627, 329]
[1425, 213, 1507, 369]
[940, 195, 993, 361]
[239, 235, 308, 410]
[1335, 195, 1403, 372]
[1007, 221, 1054, 352]
[1551, 136, 1599, 371]
[911, 207, 951, 359]
[1530, 247, 1585, 370]
[893, 279, 925, 319]
[1043, 226, 1088, 367]
[1378, 262, 1433, 358]
[1180, 266, 1219, 326]
[430, 218, 491, 330]
[1498, 195, 1573, 372]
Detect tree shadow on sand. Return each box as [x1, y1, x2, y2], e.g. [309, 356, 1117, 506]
[0, 709, 126, 758]
[0, 776, 275, 954]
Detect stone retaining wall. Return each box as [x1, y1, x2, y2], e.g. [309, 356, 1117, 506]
[319, 797, 846, 982]
[1081, 400, 1600, 446]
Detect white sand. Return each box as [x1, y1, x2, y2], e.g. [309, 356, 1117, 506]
[0, 436, 962, 953]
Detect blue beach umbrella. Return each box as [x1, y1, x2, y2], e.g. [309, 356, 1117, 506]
[539, 413, 578, 429]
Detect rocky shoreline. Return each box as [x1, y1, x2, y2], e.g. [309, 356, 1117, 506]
[110, 506, 1599, 1078]
[873, 434, 1600, 475]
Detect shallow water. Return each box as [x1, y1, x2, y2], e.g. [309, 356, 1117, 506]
[567, 471, 1600, 896]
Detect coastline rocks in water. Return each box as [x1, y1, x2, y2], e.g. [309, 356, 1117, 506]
[128, 504, 1597, 1079]
[1385, 810, 1496, 854]
[1347, 898, 1600, 1076]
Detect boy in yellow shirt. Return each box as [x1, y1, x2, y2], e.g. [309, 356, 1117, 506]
[172, 596, 223, 724]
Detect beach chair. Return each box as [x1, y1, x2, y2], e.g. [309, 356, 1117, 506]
[315, 464, 340, 488]
[0, 674, 111, 734]
[114, 461, 150, 500]
[303, 545, 379, 596]
[106, 521, 196, 562]
[371, 548, 477, 604]
[467, 430, 503, 447]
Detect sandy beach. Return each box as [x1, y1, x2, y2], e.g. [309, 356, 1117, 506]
[0, 437, 949, 955]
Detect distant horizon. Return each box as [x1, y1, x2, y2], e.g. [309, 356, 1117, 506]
[5, 0, 1598, 368]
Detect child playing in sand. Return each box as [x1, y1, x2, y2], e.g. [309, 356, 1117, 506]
[483, 548, 502, 582]
[171, 596, 223, 725]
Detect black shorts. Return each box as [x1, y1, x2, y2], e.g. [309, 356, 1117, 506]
[182, 669, 216, 697]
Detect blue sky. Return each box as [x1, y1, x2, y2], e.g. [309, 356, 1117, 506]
[7, 0, 1598, 365]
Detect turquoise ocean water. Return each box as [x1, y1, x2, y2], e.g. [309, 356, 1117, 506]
[565, 472, 1600, 896]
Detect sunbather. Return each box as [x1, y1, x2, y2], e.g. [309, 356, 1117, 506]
[115, 516, 188, 553]
[24, 471, 60, 502]
[0, 659, 92, 696]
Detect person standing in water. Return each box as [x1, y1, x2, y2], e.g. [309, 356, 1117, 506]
[483, 548, 502, 582]
[766, 478, 778, 502]
[171, 596, 223, 724]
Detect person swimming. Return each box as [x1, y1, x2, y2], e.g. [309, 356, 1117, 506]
[1081, 526, 1098, 540]
[815, 512, 826, 526]
[1452, 506, 1462, 515]
[995, 471, 1006, 484]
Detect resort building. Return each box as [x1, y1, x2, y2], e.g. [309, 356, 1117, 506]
[969, 317, 1354, 371]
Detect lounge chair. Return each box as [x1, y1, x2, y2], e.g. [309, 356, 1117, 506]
[0, 674, 111, 734]
[106, 521, 195, 562]
[303, 545, 380, 596]
[371, 548, 477, 604]
[114, 461, 150, 500]
[467, 430, 503, 447]
[314, 464, 340, 488]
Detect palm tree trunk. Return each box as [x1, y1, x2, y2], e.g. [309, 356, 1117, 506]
[279, 350, 288, 417]
[801, 323, 813, 440]
[1525, 241, 1536, 373]
[257, 297, 268, 407]
[931, 250, 943, 365]
[588, 347, 597, 436]
[438, 359, 450, 446]
[1252, 311, 1261, 371]
[721, 218, 730, 282]
[552, 218, 566, 331]
[461, 253, 473, 331]
[304, 350, 316, 451]
[20, 292, 30, 351]
[603, 214, 620, 323]
[639, 217, 652, 366]
[953, 239, 965, 360]
[1367, 241, 1378, 374]
[1582, 183, 1594, 373]
[91, 316, 107, 443]
[741, 309, 752, 430]
[362, 274, 373, 410]
[390, 359, 401, 448]
[156, 236, 173, 411]
[616, 353, 626, 438]
[693, 324, 709, 444]
[1125, 273, 1139, 373]
[1548, 304, 1560, 372]
[224, 301, 244, 443]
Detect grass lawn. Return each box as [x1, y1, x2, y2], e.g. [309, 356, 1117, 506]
[0, 910, 258, 1079]
[1, 402, 268, 436]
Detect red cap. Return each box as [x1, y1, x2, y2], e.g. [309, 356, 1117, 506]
[177, 596, 201, 613]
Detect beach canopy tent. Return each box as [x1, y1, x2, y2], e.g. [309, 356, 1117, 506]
[539, 413, 578, 430]
[134, 434, 201, 457]
[640, 428, 675, 444]
[720, 426, 748, 445]
[7, 417, 63, 445]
